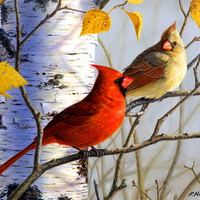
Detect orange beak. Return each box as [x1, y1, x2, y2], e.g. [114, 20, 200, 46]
[162, 40, 172, 51]
[122, 76, 134, 89]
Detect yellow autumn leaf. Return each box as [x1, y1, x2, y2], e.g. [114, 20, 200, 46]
[122, 10, 143, 41]
[190, 0, 200, 28]
[80, 9, 112, 36]
[127, 0, 145, 4]
[0, 0, 5, 5]
[0, 62, 29, 98]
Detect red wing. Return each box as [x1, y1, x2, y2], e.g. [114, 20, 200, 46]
[45, 100, 98, 128]
[123, 62, 165, 90]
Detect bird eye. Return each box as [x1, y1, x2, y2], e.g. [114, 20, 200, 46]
[114, 78, 120, 84]
[173, 41, 177, 45]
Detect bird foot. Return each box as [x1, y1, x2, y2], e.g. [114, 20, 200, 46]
[89, 146, 105, 157]
[72, 146, 105, 158]
[72, 146, 90, 158]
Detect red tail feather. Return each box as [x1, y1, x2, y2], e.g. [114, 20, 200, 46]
[0, 141, 36, 175]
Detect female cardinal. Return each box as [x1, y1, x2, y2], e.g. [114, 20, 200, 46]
[123, 22, 187, 99]
[0, 64, 133, 175]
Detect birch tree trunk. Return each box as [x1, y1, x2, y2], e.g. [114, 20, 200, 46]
[0, 0, 96, 199]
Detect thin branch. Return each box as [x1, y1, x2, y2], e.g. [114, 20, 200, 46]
[187, 53, 200, 70]
[132, 105, 150, 200]
[160, 83, 184, 199]
[179, 0, 187, 17]
[33, 112, 43, 170]
[160, 139, 182, 199]
[185, 36, 200, 49]
[14, 0, 21, 71]
[193, 57, 200, 87]
[178, 163, 200, 199]
[179, 3, 190, 37]
[155, 180, 166, 200]
[98, 37, 114, 69]
[20, 2, 86, 50]
[151, 82, 200, 138]
[5, 131, 200, 200]
[184, 162, 200, 183]
[104, 104, 150, 200]
[104, 179, 127, 200]
[7, 1, 45, 199]
[94, 180, 100, 200]
[132, 181, 152, 200]
[126, 90, 200, 113]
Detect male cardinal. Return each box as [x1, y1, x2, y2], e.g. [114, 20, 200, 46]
[0, 65, 133, 175]
[123, 22, 187, 99]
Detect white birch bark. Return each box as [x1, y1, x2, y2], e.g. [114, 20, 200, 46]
[0, 0, 97, 199]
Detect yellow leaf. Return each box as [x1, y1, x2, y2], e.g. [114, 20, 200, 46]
[127, 0, 145, 4]
[123, 10, 143, 41]
[0, 0, 5, 5]
[0, 62, 29, 98]
[80, 9, 112, 36]
[190, 0, 200, 28]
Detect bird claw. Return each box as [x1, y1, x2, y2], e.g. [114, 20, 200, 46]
[78, 150, 90, 159]
[73, 146, 105, 158]
[90, 146, 105, 157]
[72, 146, 90, 158]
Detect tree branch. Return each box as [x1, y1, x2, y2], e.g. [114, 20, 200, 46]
[151, 82, 200, 138]
[104, 104, 150, 200]
[20, 1, 86, 50]
[6, 131, 200, 199]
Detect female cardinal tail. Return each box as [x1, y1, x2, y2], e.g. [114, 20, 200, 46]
[0, 141, 36, 175]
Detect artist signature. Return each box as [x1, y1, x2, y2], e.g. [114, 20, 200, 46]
[188, 191, 200, 197]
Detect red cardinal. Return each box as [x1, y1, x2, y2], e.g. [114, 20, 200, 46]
[123, 22, 187, 99]
[0, 64, 133, 175]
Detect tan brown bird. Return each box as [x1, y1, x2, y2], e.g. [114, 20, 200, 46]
[123, 22, 187, 99]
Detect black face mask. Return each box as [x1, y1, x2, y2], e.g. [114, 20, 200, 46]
[114, 76, 127, 97]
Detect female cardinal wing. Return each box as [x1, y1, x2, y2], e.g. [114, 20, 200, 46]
[123, 52, 166, 90]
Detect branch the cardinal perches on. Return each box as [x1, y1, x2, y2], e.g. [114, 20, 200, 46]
[7, 131, 200, 200]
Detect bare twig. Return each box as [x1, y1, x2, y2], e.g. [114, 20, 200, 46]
[132, 181, 152, 200]
[193, 57, 200, 87]
[98, 37, 114, 69]
[14, 0, 21, 71]
[184, 162, 200, 183]
[104, 104, 150, 200]
[33, 112, 43, 170]
[185, 37, 200, 49]
[131, 104, 150, 200]
[20, 1, 86, 50]
[94, 180, 100, 200]
[155, 180, 166, 200]
[179, 0, 187, 17]
[187, 53, 200, 70]
[179, 0, 190, 37]
[151, 82, 200, 138]
[4, 131, 200, 199]
[178, 163, 200, 199]
[160, 86, 184, 199]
